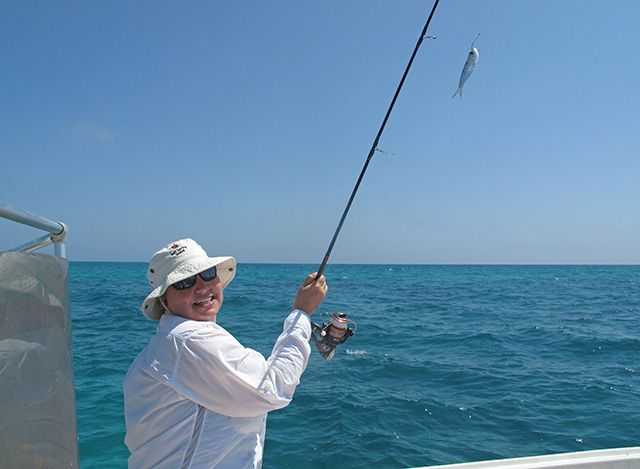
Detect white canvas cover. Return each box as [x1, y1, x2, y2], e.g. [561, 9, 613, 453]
[0, 251, 78, 468]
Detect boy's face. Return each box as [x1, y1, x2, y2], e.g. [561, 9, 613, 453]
[164, 274, 224, 321]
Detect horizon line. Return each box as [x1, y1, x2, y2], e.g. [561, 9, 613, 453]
[69, 260, 640, 266]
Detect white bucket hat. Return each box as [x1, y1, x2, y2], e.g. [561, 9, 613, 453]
[141, 238, 236, 320]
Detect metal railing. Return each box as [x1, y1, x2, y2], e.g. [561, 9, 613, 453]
[0, 204, 68, 258]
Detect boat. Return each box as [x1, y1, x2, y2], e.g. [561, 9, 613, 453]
[1, 203, 638, 468]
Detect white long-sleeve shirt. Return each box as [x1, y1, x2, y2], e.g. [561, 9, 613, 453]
[123, 309, 311, 469]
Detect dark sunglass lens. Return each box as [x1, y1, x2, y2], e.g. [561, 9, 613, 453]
[199, 266, 217, 282]
[173, 275, 197, 290]
[172, 267, 217, 290]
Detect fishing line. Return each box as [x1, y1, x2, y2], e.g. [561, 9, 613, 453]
[374, 148, 398, 157]
[315, 0, 442, 279]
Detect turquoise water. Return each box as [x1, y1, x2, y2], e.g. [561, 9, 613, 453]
[71, 263, 640, 468]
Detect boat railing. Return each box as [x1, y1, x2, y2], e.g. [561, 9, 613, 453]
[0, 203, 68, 257]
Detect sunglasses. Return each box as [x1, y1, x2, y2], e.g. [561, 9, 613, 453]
[171, 266, 218, 290]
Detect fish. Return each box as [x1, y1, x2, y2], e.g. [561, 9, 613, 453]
[452, 34, 480, 98]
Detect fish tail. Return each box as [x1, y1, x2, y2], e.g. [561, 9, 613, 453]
[451, 87, 462, 98]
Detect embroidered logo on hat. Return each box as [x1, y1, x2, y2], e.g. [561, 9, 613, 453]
[168, 243, 187, 257]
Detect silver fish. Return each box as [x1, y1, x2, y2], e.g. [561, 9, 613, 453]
[452, 35, 480, 98]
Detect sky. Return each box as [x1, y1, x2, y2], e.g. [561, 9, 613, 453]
[1, 1, 638, 264]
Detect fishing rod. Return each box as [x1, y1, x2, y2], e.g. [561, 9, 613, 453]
[315, 0, 441, 280]
[309, 0, 441, 360]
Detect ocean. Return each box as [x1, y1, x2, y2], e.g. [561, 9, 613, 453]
[71, 263, 640, 468]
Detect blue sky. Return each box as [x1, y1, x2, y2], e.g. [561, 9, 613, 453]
[1, 1, 638, 263]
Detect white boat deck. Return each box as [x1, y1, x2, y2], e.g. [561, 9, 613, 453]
[409, 447, 640, 469]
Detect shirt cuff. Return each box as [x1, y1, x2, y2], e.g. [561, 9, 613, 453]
[285, 309, 312, 340]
